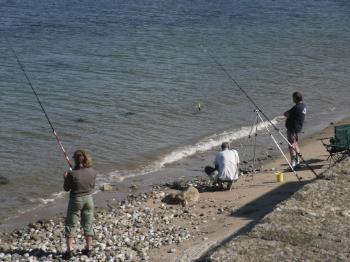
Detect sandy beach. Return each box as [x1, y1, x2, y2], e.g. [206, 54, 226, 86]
[0, 117, 349, 261]
[148, 118, 349, 261]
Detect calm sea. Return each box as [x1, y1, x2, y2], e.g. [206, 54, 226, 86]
[1, 0, 350, 222]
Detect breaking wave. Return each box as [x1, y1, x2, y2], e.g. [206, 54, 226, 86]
[105, 116, 282, 183]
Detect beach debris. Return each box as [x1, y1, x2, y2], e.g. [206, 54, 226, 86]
[100, 183, 113, 191]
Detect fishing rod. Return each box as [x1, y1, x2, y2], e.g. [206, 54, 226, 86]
[10, 46, 73, 170]
[202, 47, 320, 179]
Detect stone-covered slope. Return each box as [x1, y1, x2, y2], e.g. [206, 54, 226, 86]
[208, 159, 350, 261]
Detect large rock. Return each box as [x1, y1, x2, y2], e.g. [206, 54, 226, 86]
[163, 186, 199, 206]
[100, 183, 113, 191]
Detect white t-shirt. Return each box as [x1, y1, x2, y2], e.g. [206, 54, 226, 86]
[214, 149, 240, 181]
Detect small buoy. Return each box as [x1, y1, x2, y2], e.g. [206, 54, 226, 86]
[198, 103, 201, 111]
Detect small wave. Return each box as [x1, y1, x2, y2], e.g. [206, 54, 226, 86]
[1, 192, 68, 223]
[104, 116, 281, 183]
[3, 117, 280, 221]
[38, 191, 66, 205]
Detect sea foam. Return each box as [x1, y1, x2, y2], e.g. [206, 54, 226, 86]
[105, 116, 282, 183]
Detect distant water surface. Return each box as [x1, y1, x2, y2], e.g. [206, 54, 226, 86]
[1, 0, 350, 222]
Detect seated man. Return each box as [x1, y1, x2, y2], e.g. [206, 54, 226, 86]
[205, 142, 240, 190]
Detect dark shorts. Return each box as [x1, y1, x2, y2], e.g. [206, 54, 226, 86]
[287, 130, 299, 144]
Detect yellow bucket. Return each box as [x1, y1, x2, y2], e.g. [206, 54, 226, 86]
[275, 172, 284, 183]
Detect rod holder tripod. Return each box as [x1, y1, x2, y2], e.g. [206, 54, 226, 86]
[253, 110, 302, 181]
[244, 112, 259, 176]
[203, 46, 319, 179]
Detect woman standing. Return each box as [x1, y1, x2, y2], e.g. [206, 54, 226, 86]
[63, 150, 96, 259]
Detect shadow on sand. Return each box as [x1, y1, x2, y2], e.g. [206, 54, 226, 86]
[195, 179, 314, 261]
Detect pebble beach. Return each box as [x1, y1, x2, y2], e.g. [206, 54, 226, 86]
[1, 118, 350, 261]
[2, 1, 350, 261]
[0, 182, 195, 261]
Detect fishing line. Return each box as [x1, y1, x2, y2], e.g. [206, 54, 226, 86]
[201, 46, 276, 128]
[202, 46, 319, 179]
[10, 46, 73, 170]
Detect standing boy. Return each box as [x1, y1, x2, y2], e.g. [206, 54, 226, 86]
[284, 91, 307, 168]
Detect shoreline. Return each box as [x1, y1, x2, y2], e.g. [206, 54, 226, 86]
[1, 117, 349, 261]
[1, 110, 347, 232]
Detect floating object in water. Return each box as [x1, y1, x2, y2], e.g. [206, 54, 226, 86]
[74, 118, 86, 123]
[124, 112, 136, 116]
[0, 176, 10, 185]
[198, 103, 201, 111]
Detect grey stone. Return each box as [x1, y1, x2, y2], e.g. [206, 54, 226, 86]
[100, 183, 113, 191]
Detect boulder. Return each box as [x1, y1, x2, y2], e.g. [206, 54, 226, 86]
[163, 186, 200, 206]
[100, 183, 113, 191]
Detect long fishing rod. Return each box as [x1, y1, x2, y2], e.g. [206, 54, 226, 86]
[202, 47, 320, 179]
[10, 47, 73, 170]
[202, 47, 277, 128]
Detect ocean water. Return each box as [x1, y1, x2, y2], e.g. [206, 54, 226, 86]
[1, 0, 350, 222]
